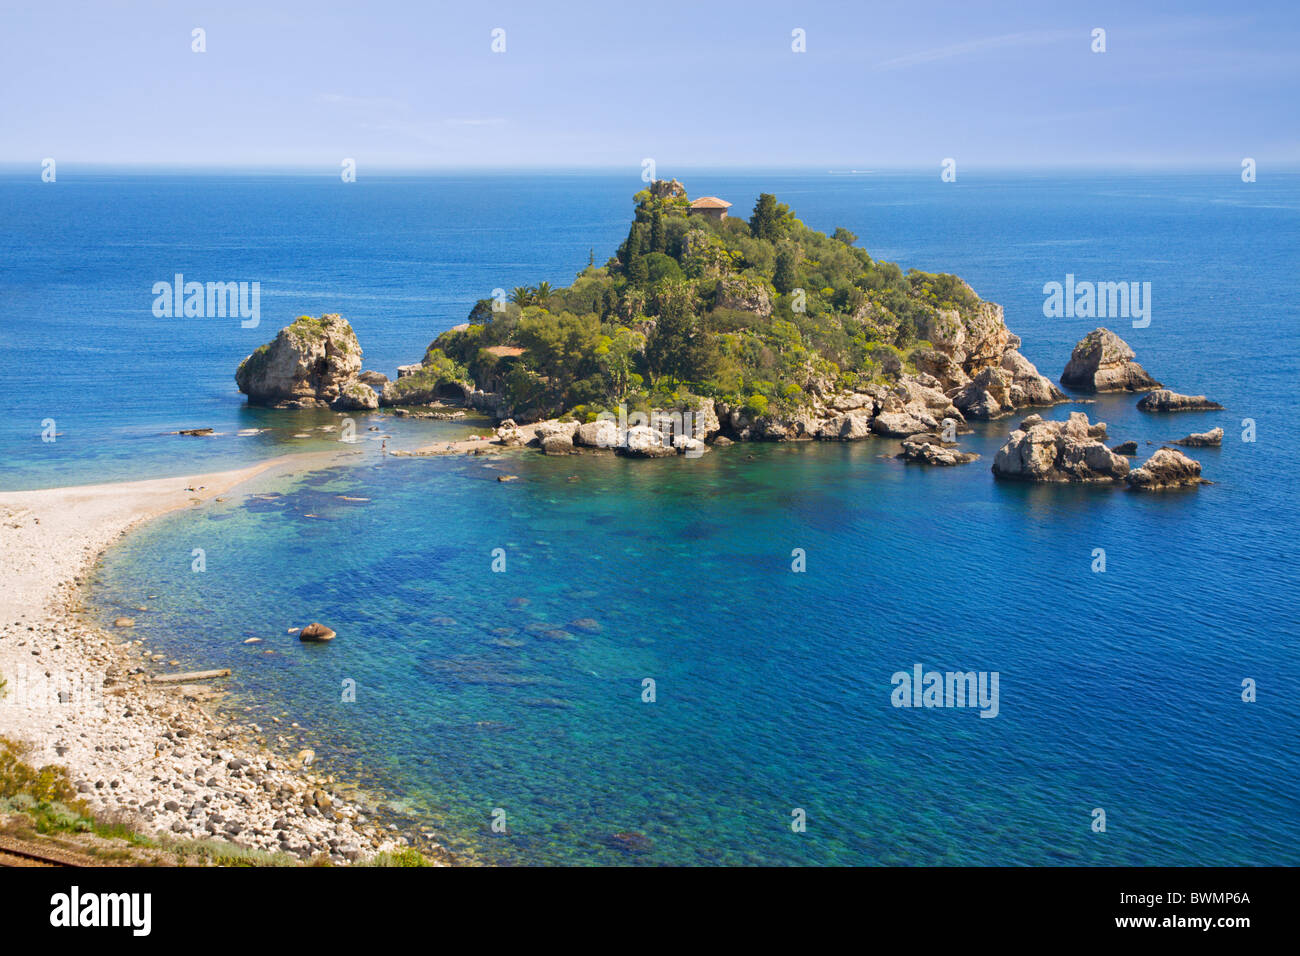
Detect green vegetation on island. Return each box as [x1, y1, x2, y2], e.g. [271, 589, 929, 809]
[422, 180, 985, 422]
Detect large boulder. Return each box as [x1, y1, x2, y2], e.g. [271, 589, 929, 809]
[532, 420, 580, 444]
[574, 419, 619, 448]
[816, 410, 873, 440]
[1060, 328, 1161, 392]
[991, 412, 1129, 482]
[1126, 447, 1206, 489]
[871, 410, 932, 438]
[623, 425, 676, 458]
[1137, 389, 1224, 412]
[235, 314, 364, 408]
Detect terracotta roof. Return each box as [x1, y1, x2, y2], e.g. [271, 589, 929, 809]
[484, 345, 525, 358]
[689, 196, 732, 209]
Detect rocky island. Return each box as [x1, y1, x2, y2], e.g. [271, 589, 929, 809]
[238, 182, 1071, 462]
[234, 186, 1220, 491]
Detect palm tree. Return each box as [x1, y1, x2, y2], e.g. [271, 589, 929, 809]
[534, 281, 554, 308]
[510, 286, 533, 307]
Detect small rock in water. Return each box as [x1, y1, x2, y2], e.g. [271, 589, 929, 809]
[299, 623, 335, 642]
[243, 637, 262, 644]
[296, 749, 316, 767]
[114, 617, 135, 628]
[569, 618, 601, 633]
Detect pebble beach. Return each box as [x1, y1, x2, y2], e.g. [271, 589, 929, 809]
[0, 457, 444, 864]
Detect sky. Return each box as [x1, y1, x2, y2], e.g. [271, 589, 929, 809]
[1, 0, 1298, 169]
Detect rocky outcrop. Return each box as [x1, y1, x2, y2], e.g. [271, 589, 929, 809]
[333, 380, 380, 411]
[1126, 448, 1207, 489]
[235, 314, 366, 409]
[1111, 440, 1139, 456]
[714, 276, 773, 316]
[897, 438, 979, 466]
[1174, 427, 1223, 447]
[952, 356, 1064, 421]
[381, 375, 473, 407]
[1060, 328, 1161, 392]
[902, 292, 1066, 420]
[649, 178, 686, 200]
[991, 412, 1129, 483]
[1137, 389, 1224, 412]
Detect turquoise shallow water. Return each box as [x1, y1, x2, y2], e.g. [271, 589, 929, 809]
[5, 170, 1299, 864]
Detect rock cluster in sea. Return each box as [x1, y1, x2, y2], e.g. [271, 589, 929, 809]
[991, 412, 1129, 483]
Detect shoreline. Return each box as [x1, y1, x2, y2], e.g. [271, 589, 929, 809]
[0, 449, 453, 864]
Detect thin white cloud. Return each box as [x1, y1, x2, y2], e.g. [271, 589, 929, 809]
[874, 29, 1074, 71]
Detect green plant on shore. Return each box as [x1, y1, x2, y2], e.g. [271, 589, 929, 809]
[360, 847, 432, 867]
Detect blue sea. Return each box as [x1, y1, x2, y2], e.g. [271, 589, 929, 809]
[2, 168, 1298, 865]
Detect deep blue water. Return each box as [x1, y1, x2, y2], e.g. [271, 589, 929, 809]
[4, 170, 1298, 864]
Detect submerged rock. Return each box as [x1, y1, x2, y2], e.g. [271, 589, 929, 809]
[1137, 389, 1224, 412]
[1174, 427, 1223, 447]
[991, 412, 1129, 483]
[1060, 328, 1161, 392]
[1126, 447, 1207, 489]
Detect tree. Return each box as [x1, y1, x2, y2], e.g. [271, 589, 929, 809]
[832, 227, 858, 246]
[749, 193, 791, 241]
[644, 280, 717, 386]
[773, 242, 799, 294]
[516, 311, 602, 410]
